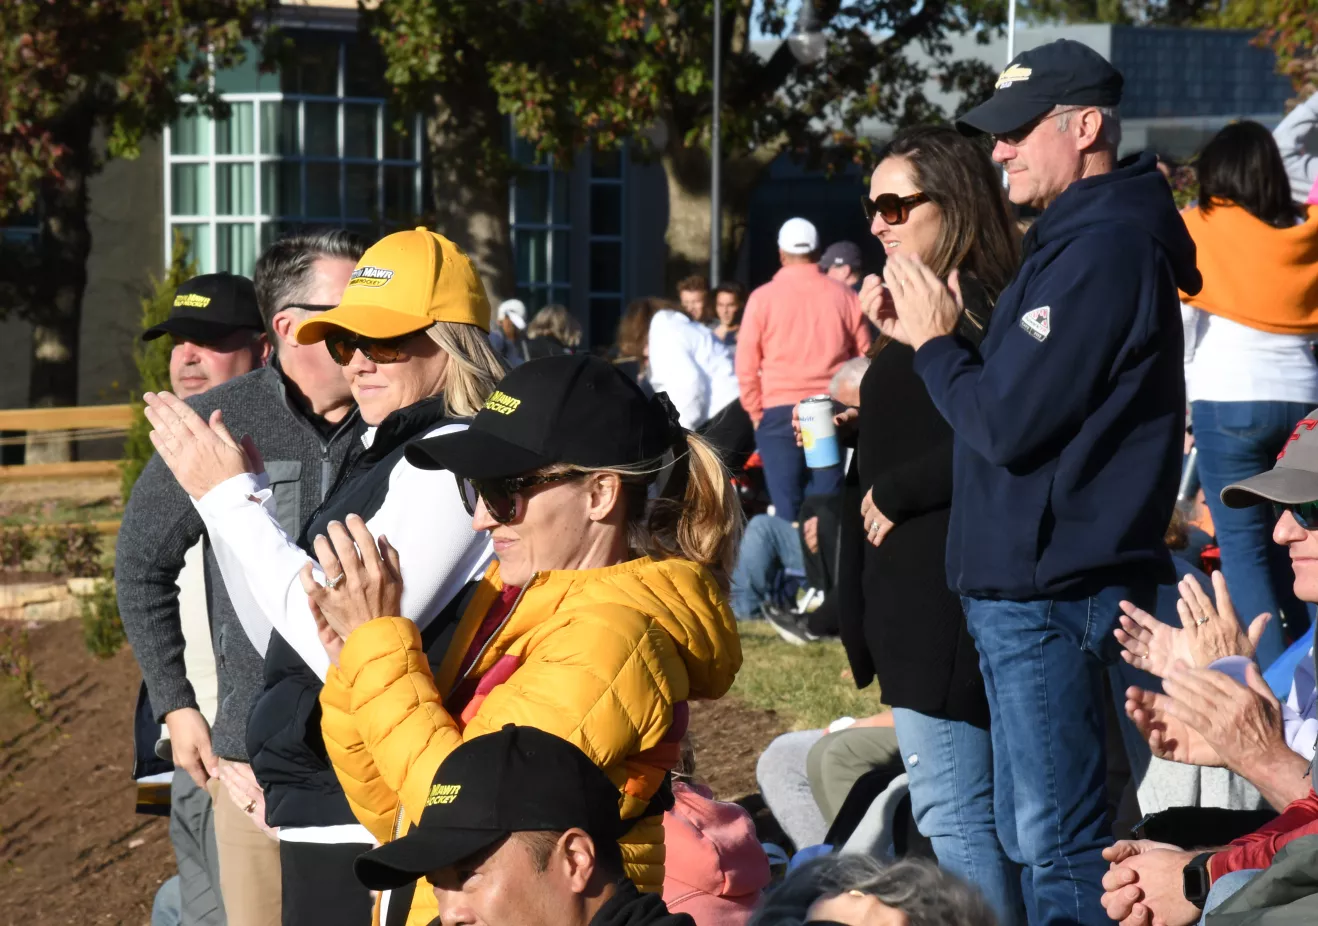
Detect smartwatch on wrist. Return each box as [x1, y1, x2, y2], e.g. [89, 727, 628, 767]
[1182, 852, 1214, 909]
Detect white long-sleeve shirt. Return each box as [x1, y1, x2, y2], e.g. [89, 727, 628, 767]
[193, 421, 494, 682]
[647, 308, 741, 430]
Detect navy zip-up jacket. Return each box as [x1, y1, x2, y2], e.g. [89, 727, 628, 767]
[913, 152, 1202, 601]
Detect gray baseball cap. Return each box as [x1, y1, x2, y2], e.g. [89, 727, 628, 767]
[1222, 411, 1318, 508]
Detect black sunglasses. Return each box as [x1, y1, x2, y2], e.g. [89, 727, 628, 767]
[276, 302, 339, 314]
[459, 472, 585, 524]
[861, 191, 930, 226]
[323, 330, 418, 366]
[1274, 501, 1318, 531]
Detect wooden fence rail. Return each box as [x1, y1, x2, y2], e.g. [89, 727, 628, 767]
[0, 404, 133, 432]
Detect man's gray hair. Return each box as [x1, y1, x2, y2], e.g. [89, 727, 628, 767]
[1054, 104, 1121, 149]
[830, 357, 870, 404]
[749, 855, 997, 926]
[253, 229, 367, 339]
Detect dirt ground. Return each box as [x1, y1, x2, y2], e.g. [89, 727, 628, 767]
[0, 619, 788, 926]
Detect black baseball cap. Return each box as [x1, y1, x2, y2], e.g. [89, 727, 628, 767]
[354, 725, 626, 891]
[143, 272, 264, 343]
[405, 354, 683, 480]
[818, 241, 862, 274]
[957, 39, 1123, 137]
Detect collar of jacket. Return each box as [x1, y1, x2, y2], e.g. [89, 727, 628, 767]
[359, 393, 455, 464]
[264, 356, 362, 441]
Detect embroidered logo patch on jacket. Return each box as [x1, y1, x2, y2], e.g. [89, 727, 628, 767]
[1020, 306, 1051, 342]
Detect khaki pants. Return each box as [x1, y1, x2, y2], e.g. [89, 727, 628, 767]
[208, 760, 282, 926]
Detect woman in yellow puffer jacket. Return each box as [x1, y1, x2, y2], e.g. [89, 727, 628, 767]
[303, 355, 744, 926]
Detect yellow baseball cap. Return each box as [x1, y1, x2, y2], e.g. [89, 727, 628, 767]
[294, 228, 490, 344]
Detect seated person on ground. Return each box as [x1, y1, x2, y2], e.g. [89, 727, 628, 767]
[755, 714, 904, 854]
[748, 854, 996, 926]
[1102, 417, 1318, 925]
[662, 740, 771, 926]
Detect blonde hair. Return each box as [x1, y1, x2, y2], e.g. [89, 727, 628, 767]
[526, 304, 583, 348]
[424, 322, 507, 417]
[554, 431, 744, 588]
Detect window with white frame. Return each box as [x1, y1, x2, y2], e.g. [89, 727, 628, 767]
[587, 147, 625, 347]
[165, 31, 424, 276]
[509, 135, 571, 311]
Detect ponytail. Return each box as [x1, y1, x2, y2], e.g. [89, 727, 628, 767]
[561, 431, 744, 588]
[643, 431, 744, 587]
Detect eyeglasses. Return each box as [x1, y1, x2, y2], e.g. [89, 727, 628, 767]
[1274, 501, 1318, 531]
[991, 108, 1075, 147]
[323, 330, 418, 366]
[459, 472, 585, 524]
[861, 191, 930, 225]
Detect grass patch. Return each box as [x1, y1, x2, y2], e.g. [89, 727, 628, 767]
[731, 621, 886, 730]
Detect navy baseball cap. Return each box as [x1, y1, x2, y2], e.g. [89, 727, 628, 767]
[819, 241, 863, 274]
[143, 272, 264, 343]
[957, 39, 1123, 137]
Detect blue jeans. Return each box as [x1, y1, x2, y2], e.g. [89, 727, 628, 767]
[730, 514, 805, 618]
[755, 405, 843, 522]
[1199, 868, 1260, 921]
[966, 588, 1151, 926]
[1191, 400, 1311, 667]
[890, 708, 1023, 926]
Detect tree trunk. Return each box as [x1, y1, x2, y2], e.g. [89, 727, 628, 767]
[26, 103, 95, 464]
[661, 139, 767, 291]
[426, 81, 516, 316]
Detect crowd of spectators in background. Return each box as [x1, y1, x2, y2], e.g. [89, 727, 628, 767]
[113, 34, 1318, 926]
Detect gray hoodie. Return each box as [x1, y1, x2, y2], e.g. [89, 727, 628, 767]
[117, 363, 359, 760]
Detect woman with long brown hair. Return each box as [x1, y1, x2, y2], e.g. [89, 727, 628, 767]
[840, 124, 1021, 922]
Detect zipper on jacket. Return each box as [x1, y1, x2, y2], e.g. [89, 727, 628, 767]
[387, 575, 535, 846]
[447, 575, 534, 696]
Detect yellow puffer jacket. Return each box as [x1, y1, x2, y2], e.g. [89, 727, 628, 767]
[320, 555, 741, 926]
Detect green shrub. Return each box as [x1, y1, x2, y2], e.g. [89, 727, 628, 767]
[0, 626, 52, 715]
[0, 526, 37, 569]
[121, 231, 197, 502]
[44, 525, 104, 578]
[78, 577, 125, 660]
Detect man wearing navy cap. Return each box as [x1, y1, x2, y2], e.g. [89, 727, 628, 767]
[884, 39, 1204, 924]
[145, 272, 269, 400]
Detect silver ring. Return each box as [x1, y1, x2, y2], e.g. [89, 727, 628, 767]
[1195, 616, 1209, 627]
[868, 522, 878, 533]
[326, 572, 345, 590]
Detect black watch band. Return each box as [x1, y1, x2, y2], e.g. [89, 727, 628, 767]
[1182, 852, 1215, 909]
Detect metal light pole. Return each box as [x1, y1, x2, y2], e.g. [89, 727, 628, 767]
[1006, 0, 1017, 65]
[710, 0, 722, 286]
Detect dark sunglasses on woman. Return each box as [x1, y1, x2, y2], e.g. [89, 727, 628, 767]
[459, 472, 584, 523]
[1275, 500, 1318, 531]
[323, 330, 417, 366]
[861, 191, 930, 225]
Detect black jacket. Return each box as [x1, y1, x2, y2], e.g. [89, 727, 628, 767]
[246, 396, 459, 828]
[837, 292, 989, 727]
[589, 880, 695, 926]
[914, 152, 1202, 600]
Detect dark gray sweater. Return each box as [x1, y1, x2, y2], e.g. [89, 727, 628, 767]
[117, 364, 360, 760]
